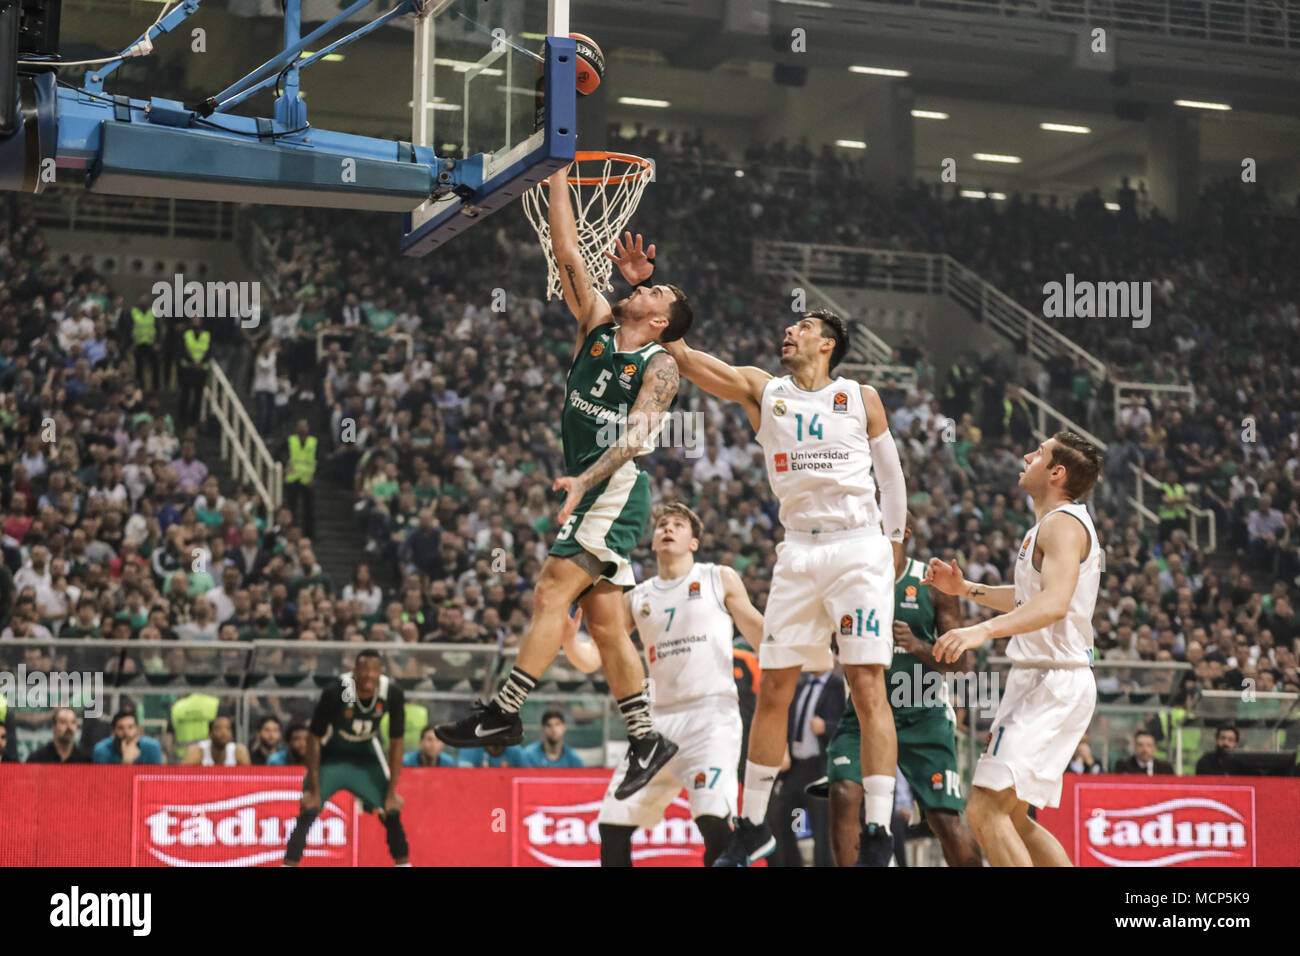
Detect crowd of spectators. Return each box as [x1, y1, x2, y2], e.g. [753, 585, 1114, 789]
[1, 124, 1297, 768]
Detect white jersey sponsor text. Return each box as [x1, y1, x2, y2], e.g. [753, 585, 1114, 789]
[630, 562, 738, 711]
[755, 376, 880, 532]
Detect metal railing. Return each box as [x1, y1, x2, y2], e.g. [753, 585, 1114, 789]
[0, 638, 614, 760]
[853, 0, 1296, 49]
[753, 240, 1205, 427]
[754, 241, 1110, 379]
[30, 188, 236, 239]
[1114, 379, 1197, 421]
[1018, 387, 1108, 448]
[201, 361, 284, 515]
[1130, 462, 1218, 551]
[941, 254, 1109, 382]
[789, 270, 893, 364]
[838, 363, 919, 393]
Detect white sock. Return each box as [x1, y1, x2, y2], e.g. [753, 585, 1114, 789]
[863, 775, 895, 833]
[741, 762, 781, 825]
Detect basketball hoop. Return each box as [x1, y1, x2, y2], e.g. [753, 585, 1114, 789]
[522, 151, 655, 301]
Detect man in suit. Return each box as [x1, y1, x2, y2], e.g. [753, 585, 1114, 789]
[1114, 729, 1175, 775]
[768, 668, 845, 867]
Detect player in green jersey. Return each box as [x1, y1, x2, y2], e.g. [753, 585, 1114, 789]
[811, 515, 982, 866]
[285, 649, 409, 866]
[437, 168, 694, 799]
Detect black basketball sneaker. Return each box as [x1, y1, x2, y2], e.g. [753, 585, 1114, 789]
[711, 818, 776, 867]
[434, 699, 523, 748]
[853, 822, 893, 867]
[613, 731, 679, 800]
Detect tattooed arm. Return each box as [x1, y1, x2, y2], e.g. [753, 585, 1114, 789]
[547, 166, 613, 349]
[924, 557, 1017, 613]
[553, 352, 679, 523]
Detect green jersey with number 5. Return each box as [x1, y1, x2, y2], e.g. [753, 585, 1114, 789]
[562, 322, 667, 476]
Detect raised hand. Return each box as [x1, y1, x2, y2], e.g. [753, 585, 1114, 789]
[604, 232, 656, 286]
[924, 557, 966, 595]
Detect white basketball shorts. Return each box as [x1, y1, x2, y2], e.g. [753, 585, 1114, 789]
[760, 527, 895, 671]
[972, 665, 1097, 809]
[598, 698, 742, 830]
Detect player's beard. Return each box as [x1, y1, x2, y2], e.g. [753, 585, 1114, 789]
[612, 299, 628, 322]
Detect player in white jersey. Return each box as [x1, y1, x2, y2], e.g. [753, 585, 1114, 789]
[928, 431, 1104, 866]
[560, 503, 765, 866]
[648, 294, 908, 867]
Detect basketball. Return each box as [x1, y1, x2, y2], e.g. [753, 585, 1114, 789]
[571, 32, 605, 96]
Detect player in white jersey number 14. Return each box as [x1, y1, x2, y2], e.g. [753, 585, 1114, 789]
[629, 252, 907, 866]
[561, 503, 766, 866]
[927, 432, 1104, 867]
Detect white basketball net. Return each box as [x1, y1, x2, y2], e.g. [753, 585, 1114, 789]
[522, 152, 654, 300]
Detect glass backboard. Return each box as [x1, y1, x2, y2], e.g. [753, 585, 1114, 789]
[402, 0, 574, 255]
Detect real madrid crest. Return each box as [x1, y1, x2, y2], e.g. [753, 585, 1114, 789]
[640, 601, 651, 617]
[773, 399, 787, 417]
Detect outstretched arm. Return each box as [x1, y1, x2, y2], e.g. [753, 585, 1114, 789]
[932, 512, 1088, 663]
[548, 166, 612, 343]
[553, 351, 680, 523]
[660, 338, 768, 431]
[925, 557, 1017, 613]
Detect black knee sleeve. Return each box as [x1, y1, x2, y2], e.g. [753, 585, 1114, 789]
[696, 815, 732, 867]
[384, 810, 409, 861]
[284, 809, 320, 863]
[599, 823, 635, 867]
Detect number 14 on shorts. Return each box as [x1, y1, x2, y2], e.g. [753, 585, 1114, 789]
[840, 608, 879, 636]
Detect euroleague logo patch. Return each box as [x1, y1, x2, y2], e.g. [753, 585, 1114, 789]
[688, 581, 702, 600]
[931, 772, 944, 791]
[839, 615, 853, 636]
[833, 392, 849, 413]
[619, 362, 637, 389]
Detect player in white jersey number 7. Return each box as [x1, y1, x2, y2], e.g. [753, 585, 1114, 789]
[560, 502, 766, 866]
[608, 235, 911, 867]
[927, 432, 1104, 866]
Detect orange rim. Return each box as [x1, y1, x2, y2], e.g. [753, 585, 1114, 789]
[554, 150, 653, 186]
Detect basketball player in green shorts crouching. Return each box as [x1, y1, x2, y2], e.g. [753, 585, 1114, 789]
[285, 649, 410, 866]
[811, 515, 982, 866]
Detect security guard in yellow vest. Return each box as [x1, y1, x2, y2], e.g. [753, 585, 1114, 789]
[382, 701, 429, 753]
[131, 293, 160, 391]
[170, 692, 220, 752]
[177, 315, 211, 426]
[1158, 465, 1190, 541]
[284, 417, 317, 537]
